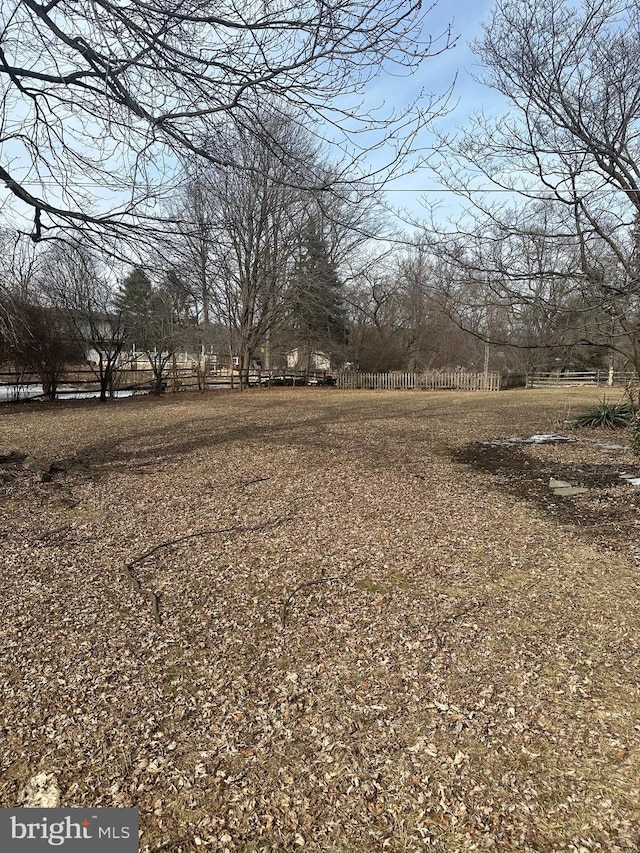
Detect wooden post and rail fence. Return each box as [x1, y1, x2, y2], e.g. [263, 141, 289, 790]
[0, 366, 503, 399]
[1, 365, 637, 401]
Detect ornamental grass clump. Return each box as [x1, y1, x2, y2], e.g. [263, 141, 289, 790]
[572, 398, 634, 429]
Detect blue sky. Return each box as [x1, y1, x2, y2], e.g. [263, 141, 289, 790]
[369, 0, 507, 230]
[0, 0, 501, 239]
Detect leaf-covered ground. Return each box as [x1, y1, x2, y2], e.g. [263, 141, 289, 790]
[1, 387, 639, 852]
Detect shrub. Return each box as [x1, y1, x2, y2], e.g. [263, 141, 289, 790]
[572, 398, 634, 429]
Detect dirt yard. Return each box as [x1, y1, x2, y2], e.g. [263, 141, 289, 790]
[1, 387, 639, 852]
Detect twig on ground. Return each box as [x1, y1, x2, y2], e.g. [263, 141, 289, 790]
[124, 514, 292, 625]
[236, 476, 272, 487]
[123, 562, 162, 625]
[281, 576, 344, 629]
[281, 561, 367, 629]
[127, 514, 291, 570]
[430, 599, 486, 658]
[35, 523, 72, 541]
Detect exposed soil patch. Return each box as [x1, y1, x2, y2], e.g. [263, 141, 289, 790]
[452, 438, 640, 551]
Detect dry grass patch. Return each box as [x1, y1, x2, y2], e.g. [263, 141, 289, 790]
[1, 387, 639, 852]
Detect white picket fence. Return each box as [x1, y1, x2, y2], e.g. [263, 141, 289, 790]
[336, 371, 501, 391]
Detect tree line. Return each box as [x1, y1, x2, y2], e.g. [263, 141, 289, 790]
[1, 0, 640, 387]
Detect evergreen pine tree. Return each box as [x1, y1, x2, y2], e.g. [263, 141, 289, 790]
[289, 225, 347, 370]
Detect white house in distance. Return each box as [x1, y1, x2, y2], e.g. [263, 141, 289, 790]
[286, 349, 332, 371]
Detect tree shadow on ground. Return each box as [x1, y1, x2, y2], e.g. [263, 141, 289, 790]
[54, 404, 399, 471]
[40, 390, 444, 472]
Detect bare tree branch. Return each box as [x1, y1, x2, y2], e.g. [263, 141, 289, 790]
[0, 0, 456, 244]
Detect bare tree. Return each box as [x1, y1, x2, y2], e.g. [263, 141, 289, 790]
[345, 242, 481, 371]
[201, 122, 309, 386]
[0, 0, 455, 245]
[166, 176, 215, 331]
[169, 118, 365, 386]
[431, 0, 640, 376]
[42, 245, 130, 402]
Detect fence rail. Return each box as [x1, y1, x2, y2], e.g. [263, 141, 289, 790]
[11, 365, 634, 400]
[0, 365, 333, 401]
[336, 371, 501, 392]
[527, 370, 637, 388]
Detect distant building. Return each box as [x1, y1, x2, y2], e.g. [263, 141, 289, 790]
[286, 349, 331, 371]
